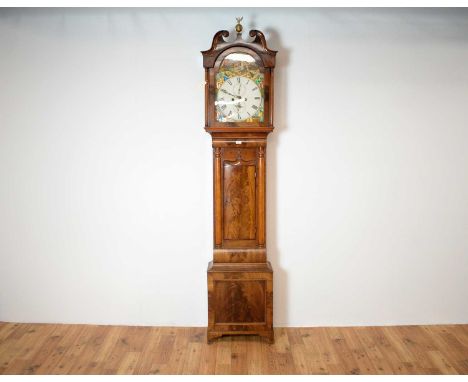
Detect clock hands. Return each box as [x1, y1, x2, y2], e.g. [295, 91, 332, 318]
[218, 86, 245, 107]
[221, 89, 242, 99]
[217, 98, 243, 106]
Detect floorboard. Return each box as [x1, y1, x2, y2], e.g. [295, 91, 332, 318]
[0, 322, 467, 375]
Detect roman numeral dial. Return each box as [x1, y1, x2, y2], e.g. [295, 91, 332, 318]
[216, 76, 262, 122]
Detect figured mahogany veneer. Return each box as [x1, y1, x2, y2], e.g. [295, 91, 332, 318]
[207, 261, 273, 343]
[203, 24, 277, 343]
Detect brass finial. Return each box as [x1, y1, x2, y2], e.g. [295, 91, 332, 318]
[235, 17, 243, 34]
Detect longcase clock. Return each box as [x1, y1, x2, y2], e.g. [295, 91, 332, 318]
[202, 18, 277, 343]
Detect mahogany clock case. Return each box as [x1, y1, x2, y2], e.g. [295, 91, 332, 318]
[202, 26, 277, 344]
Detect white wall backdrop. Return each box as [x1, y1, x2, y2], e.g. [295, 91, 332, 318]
[1, 8, 467, 327]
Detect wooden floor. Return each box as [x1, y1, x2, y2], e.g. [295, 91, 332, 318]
[0, 322, 467, 374]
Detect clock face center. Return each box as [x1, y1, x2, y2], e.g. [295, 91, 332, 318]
[216, 75, 262, 122]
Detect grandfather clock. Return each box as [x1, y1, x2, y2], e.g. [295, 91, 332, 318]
[202, 18, 277, 343]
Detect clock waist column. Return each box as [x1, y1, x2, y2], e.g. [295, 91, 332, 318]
[211, 136, 267, 264]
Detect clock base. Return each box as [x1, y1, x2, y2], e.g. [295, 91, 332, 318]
[207, 261, 274, 344]
[207, 329, 274, 344]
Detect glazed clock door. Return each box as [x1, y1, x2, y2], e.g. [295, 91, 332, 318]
[215, 52, 265, 124]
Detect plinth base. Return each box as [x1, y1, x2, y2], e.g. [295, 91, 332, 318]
[207, 261, 274, 344]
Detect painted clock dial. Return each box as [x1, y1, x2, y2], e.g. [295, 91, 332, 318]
[216, 76, 262, 122]
[215, 52, 264, 123]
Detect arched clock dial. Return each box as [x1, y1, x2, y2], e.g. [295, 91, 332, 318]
[216, 76, 262, 122]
